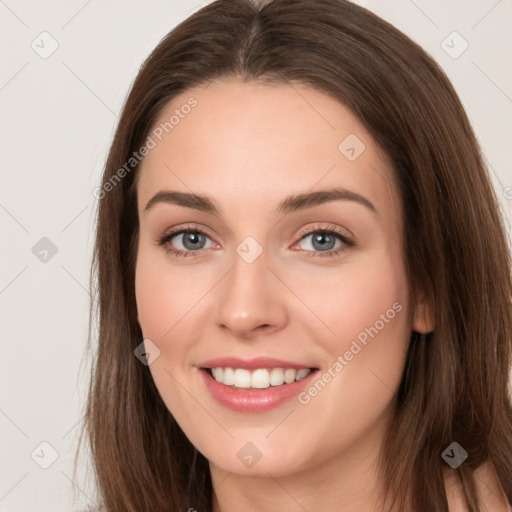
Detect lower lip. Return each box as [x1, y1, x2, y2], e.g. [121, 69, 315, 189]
[200, 369, 317, 412]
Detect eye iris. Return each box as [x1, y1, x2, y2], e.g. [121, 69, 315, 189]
[182, 232, 205, 250]
[312, 233, 335, 251]
[170, 230, 342, 253]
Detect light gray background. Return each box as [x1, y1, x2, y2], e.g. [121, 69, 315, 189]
[1, 1, 511, 510]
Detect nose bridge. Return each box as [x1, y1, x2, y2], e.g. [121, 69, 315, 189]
[216, 236, 287, 338]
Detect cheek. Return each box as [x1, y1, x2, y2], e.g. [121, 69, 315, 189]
[287, 255, 411, 456]
[335, 267, 408, 351]
[295, 249, 411, 404]
[134, 250, 197, 412]
[135, 247, 202, 340]
[135, 265, 173, 339]
[293, 249, 410, 352]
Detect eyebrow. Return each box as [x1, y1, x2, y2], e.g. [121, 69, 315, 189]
[144, 187, 378, 216]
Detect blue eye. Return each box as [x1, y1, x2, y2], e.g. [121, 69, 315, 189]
[158, 228, 215, 257]
[297, 231, 343, 253]
[292, 225, 354, 258]
[157, 224, 354, 258]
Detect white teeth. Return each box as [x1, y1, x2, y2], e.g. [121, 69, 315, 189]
[210, 367, 312, 389]
[233, 369, 251, 388]
[284, 368, 296, 384]
[296, 368, 311, 381]
[223, 367, 235, 386]
[251, 369, 270, 389]
[211, 367, 223, 381]
[270, 368, 285, 386]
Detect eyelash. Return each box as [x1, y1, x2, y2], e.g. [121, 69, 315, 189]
[157, 223, 355, 259]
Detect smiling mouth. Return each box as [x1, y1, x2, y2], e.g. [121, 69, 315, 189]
[203, 367, 318, 389]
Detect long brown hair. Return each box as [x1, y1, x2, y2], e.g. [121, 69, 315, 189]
[75, 0, 512, 510]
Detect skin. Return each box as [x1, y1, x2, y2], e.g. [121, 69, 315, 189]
[134, 78, 504, 511]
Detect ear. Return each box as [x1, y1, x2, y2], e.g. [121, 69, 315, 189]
[412, 289, 435, 334]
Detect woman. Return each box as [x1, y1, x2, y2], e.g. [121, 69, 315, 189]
[77, 0, 512, 510]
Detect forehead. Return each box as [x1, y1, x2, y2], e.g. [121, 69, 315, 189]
[136, 78, 399, 219]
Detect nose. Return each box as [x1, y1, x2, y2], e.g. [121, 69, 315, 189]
[216, 247, 288, 340]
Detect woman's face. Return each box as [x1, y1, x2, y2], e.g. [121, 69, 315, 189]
[134, 78, 431, 478]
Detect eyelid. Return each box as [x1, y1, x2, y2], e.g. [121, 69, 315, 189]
[157, 223, 218, 251]
[157, 222, 354, 257]
[159, 223, 215, 241]
[294, 222, 354, 243]
[159, 222, 353, 243]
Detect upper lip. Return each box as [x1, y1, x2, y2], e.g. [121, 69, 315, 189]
[199, 357, 316, 370]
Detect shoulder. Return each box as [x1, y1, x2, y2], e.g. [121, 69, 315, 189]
[445, 460, 511, 512]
